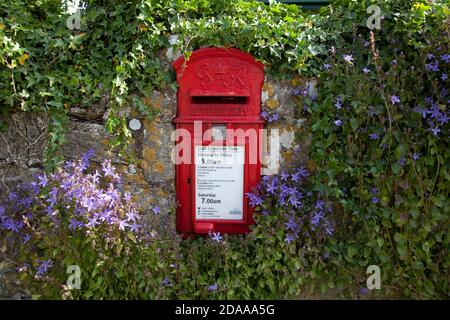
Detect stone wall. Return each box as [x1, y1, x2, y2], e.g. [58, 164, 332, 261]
[0, 56, 314, 298]
[0, 76, 311, 214]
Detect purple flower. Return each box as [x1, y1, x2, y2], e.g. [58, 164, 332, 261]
[60, 178, 73, 191]
[292, 87, 302, 96]
[123, 192, 132, 203]
[2, 218, 22, 233]
[87, 216, 100, 228]
[90, 170, 100, 184]
[208, 283, 218, 292]
[440, 54, 450, 63]
[152, 206, 160, 215]
[246, 192, 263, 207]
[291, 172, 301, 182]
[315, 200, 325, 210]
[427, 53, 435, 60]
[359, 287, 369, 296]
[118, 219, 129, 231]
[441, 73, 448, 81]
[438, 113, 449, 125]
[280, 171, 289, 181]
[260, 111, 269, 119]
[83, 148, 96, 160]
[343, 54, 354, 64]
[211, 232, 223, 242]
[412, 153, 420, 161]
[262, 111, 279, 123]
[285, 233, 296, 244]
[38, 174, 48, 188]
[429, 126, 441, 136]
[102, 160, 117, 179]
[69, 219, 84, 230]
[311, 211, 323, 226]
[46, 187, 58, 208]
[22, 234, 32, 244]
[334, 119, 343, 127]
[81, 149, 96, 171]
[129, 222, 140, 232]
[363, 67, 370, 74]
[266, 178, 278, 195]
[372, 197, 380, 204]
[369, 133, 379, 140]
[36, 259, 53, 276]
[325, 222, 334, 236]
[162, 277, 170, 286]
[390, 95, 400, 105]
[335, 97, 342, 109]
[19, 196, 32, 209]
[296, 167, 309, 179]
[425, 61, 439, 72]
[99, 210, 112, 222]
[126, 210, 138, 222]
[64, 160, 74, 170]
[268, 113, 279, 123]
[29, 181, 40, 195]
[285, 218, 298, 232]
[399, 157, 406, 166]
[324, 63, 331, 70]
[262, 175, 270, 184]
[391, 60, 397, 66]
[420, 108, 429, 119]
[84, 197, 100, 213]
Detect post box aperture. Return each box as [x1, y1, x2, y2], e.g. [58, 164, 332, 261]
[172, 47, 264, 236]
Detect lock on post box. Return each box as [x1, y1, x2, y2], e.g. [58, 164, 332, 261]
[172, 47, 265, 236]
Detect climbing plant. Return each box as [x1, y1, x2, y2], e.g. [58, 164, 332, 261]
[0, 0, 325, 168]
[295, 0, 449, 298]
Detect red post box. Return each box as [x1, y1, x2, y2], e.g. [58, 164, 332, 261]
[172, 47, 264, 236]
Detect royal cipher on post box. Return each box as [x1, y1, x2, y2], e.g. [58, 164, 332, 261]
[172, 47, 264, 236]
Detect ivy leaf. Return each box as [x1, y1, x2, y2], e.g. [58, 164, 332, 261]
[391, 163, 402, 175]
[350, 118, 359, 131]
[47, 101, 63, 108]
[347, 246, 357, 259]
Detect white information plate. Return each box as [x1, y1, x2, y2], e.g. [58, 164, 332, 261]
[195, 145, 245, 220]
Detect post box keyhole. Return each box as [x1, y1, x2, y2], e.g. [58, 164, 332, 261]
[211, 124, 227, 141]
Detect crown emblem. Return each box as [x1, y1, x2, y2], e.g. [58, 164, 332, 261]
[213, 59, 228, 80]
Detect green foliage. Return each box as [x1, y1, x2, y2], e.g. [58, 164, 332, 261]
[297, 0, 449, 298]
[0, 0, 324, 163]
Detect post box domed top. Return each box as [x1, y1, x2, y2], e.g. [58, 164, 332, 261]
[172, 47, 264, 122]
[172, 47, 264, 75]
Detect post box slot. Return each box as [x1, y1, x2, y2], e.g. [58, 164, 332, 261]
[191, 96, 248, 105]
